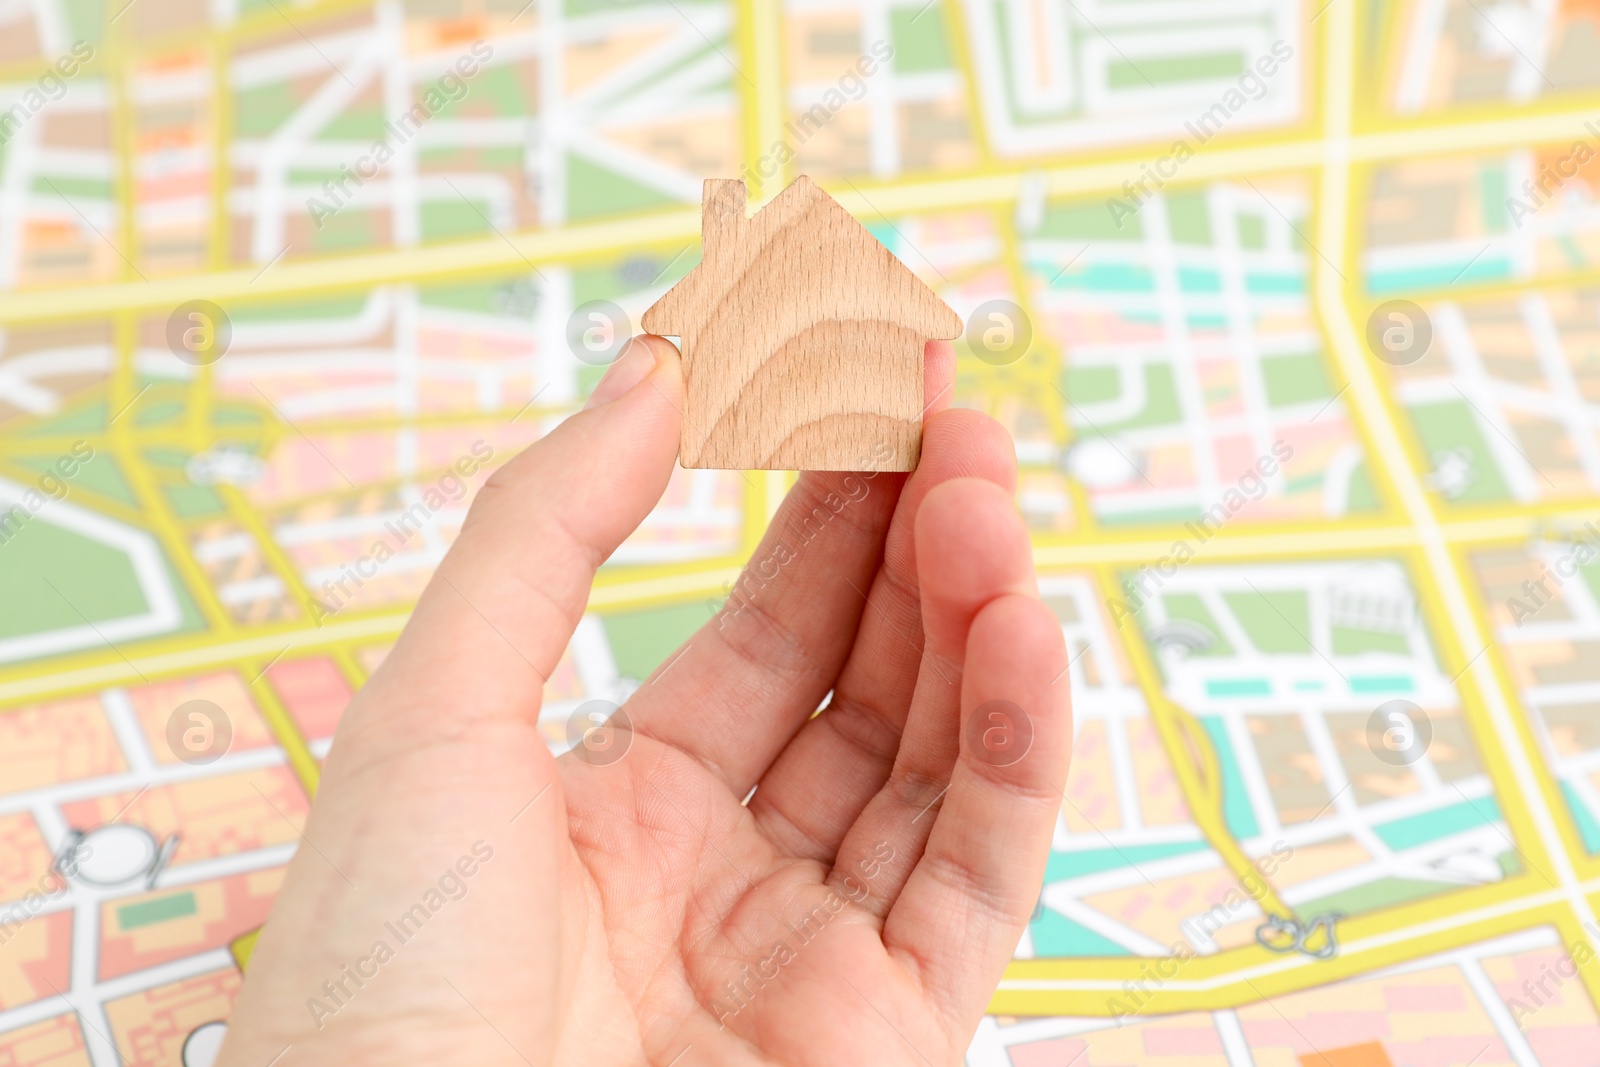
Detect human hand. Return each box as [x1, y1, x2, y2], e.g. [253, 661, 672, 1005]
[219, 335, 1072, 1066]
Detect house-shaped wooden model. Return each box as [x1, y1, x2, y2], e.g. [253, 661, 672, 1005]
[642, 176, 962, 472]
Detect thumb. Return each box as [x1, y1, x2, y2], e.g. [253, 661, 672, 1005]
[359, 334, 684, 739]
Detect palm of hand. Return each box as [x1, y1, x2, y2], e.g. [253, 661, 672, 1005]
[220, 340, 1070, 1067]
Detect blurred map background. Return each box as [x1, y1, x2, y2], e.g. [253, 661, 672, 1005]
[4, 0, 1600, 1063]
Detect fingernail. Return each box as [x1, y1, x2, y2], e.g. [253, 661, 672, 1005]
[585, 337, 657, 410]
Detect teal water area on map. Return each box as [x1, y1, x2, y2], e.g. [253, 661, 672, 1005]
[1367, 257, 1513, 294]
[1029, 909, 1131, 957]
[1034, 259, 1307, 299]
[1349, 674, 1415, 695]
[1561, 781, 1600, 855]
[1201, 716, 1261, 840]
[117, 891, 197, 930]
[1044, 840, 1209, 883]
[1373, 796, 1503, 851]
[1205, 678, 1271, 697]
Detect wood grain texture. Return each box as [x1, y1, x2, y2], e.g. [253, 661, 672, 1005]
[641, 176, 962, 472]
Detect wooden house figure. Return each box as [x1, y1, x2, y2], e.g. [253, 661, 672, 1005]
[641, 176, 962, 472]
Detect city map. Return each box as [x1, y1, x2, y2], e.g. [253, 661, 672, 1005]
[2, 0, 1600, 1063]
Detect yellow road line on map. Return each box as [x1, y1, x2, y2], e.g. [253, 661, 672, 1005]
[108, 317, 238, 636]
[1407, 542, 1566, 876]
[0, 563, 746, 706]
[1553, 904, 1600, 1013]
[0, 612, 413, 706]
[990, 203, 1095, 527]
[1314, 0, 1599, 974]
[216, 483, 321, 622]
[8, 0, 1600, 1021]
[5, 99, 1600, 328]
[8, 495, 1600, 709]
[108, 31, 139, 283]
[739, 475, 772, 560]
[115, 0, 375, 61]
[997, 881, 1562, 1014]
[1316, 44, 1578, 927]
[1365, 0, 1411, 132]
[290, 402, 572, 437]
[7, 425, 270, 455]
[732, 0, 785, 197]
[1091, 567, 1296, 924]
[1358, 258, 1600, 311]
[942, 0, 992, 164]
[0, 455, 149, 528]
[1444, 532, 1599, 878]
[0, 210, 704, 325]
[210, 37, 232, 272]
[247, 662, 322, 797]
[329, 644, 371, 692]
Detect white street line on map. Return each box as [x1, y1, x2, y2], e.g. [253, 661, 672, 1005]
[1462, 0, 1557, 90]
[1449, 382, 1557, 490]
[263, 0, 356, 88]
[1318, 0, 1600, 948]
[36, 577, 153, 683]
[1051, 382, 1155, 488]
[660, 0, 753, 89]
[1241, 177, 1346, 284]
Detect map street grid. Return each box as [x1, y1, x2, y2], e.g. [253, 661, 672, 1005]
[4, 0, 1600, 1064]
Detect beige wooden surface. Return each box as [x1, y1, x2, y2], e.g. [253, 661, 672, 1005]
[642, 176, 962, 472]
